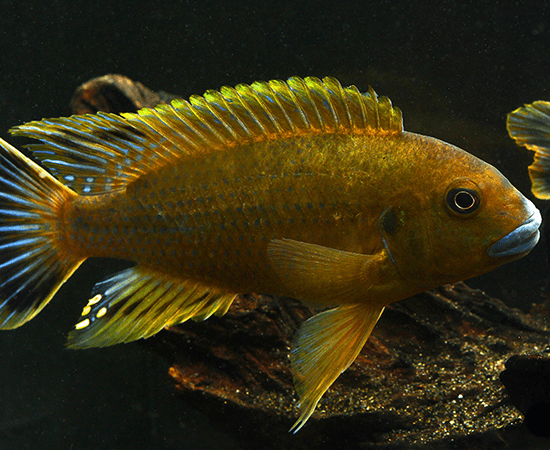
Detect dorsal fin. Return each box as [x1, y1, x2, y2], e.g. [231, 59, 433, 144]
[10, 76, 403, 195]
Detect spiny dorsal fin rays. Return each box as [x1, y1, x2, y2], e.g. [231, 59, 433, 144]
[11, 113, 175, 195]
[134, 102, 208, 155]
[322, 77, 352, 130]
[289, 77, 326, 132]
[205, 88, 266, 139]
[232, 83, 281, 137]
[254, 79, 303, 134]
[11, 76, 403, 195]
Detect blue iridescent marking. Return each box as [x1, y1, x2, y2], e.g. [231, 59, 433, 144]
[0, 192, 36, 208]
[0, 224, 41, 232]
[45, 159, 107, 174]
[0, 247, 42, 270]
[0, 209, 40, 218]
[0, 237, 42, 251]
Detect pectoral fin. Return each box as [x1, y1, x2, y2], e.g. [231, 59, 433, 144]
[267, 238, 382, 306]
[290, 303, 385, 432]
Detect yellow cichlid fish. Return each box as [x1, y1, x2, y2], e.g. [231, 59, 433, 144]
[0, 77, 542, 431]
[508, 100, 550, 199]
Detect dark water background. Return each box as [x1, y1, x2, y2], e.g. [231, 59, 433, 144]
[1, 1, 550, 448]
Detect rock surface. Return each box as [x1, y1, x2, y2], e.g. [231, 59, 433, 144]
[145, 284, 550, 449]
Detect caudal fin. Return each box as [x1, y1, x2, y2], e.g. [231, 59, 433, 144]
[507, 101, 550, 199]
[0, 137, 83, 328]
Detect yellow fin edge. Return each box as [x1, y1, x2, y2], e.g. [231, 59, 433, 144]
[290, 303, 385, 432]
[507, 100, 550, 199]
[11, 77, 403, 196]
[68, 265, 236, 349]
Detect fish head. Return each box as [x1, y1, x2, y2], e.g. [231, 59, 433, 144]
[379, 159, 541, 288]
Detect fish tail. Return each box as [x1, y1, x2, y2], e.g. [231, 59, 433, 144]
[507, 101, 550, 199]
[0, 137, 83, 329]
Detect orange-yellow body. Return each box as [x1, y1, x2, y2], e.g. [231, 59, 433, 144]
[0, 77, 541, 431]
[61, 131, 524, 304]
[63, 132, 411, 299]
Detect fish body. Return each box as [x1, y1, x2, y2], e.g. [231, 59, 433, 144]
[0, 77, 541, 431]
[65, 131, 529, 297]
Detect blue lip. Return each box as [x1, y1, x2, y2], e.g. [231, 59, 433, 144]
[487, 202, 542, 258]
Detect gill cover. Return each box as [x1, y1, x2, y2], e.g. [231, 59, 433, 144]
[378, 199, 436, 288]
[378, 179, 488, 287]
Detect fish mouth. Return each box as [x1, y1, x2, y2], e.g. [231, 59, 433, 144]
[487, 201, 542, 258]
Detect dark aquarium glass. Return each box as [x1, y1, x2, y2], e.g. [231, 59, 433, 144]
[1, 1, 550, 449]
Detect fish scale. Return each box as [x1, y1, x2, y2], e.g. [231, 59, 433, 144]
[68, 142, 358, 296]
[0, 76, 541, 432]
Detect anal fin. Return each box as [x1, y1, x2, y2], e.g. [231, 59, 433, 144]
[68, 265, 236, 349]
[290, 303, 384, 432]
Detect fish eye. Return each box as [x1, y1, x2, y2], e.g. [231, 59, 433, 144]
[446, 188, 480, 215]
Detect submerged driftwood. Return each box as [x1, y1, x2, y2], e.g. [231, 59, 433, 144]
[70, 75, 550, 449]
[70, 74, 179, 115]
[148, 285, 550, 449]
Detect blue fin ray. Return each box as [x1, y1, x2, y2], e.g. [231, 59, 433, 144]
[0, 137, 83, 328]
[68, 265, 237, 349]
[11, 77, 402, 197]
